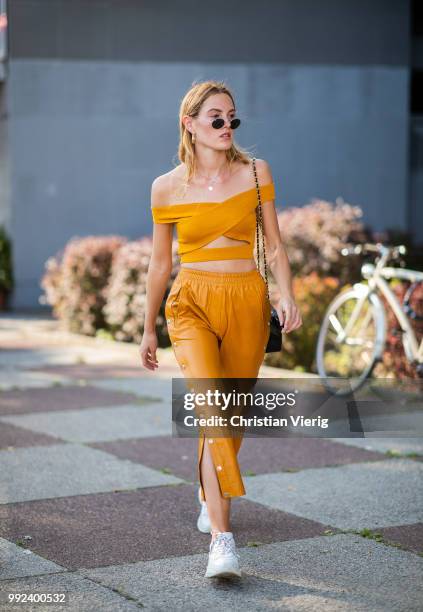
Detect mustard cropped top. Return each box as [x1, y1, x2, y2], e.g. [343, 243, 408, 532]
[151, 182, 275, 263]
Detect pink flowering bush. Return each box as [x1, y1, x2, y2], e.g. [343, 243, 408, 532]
[41, 233, 181, 346]
[41, 235, 127, 335]
[103, 237, 180, 344]
[277, 198, 365, 283]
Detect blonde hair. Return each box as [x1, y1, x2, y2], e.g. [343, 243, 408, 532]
[175, 79, 253, 198]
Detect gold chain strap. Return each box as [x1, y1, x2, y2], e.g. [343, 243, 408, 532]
[252, 157, 269, 301]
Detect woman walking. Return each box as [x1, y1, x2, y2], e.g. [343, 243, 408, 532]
[140, 80, 302, 578]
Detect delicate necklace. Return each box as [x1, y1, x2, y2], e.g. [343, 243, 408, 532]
[195, 163, 229, 191]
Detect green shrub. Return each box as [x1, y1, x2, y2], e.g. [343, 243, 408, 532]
[0, 225, 13, 293]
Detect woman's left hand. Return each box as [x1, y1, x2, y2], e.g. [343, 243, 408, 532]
[277, 295, 302, 333]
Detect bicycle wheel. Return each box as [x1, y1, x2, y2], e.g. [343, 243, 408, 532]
[316, 286, 386, 395]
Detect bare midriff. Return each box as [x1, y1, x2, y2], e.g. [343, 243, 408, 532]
[181, 258, 257, 272]
[180, 236, 257, 272]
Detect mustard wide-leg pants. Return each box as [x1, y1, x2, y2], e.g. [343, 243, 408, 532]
[164, 267, 271, 502]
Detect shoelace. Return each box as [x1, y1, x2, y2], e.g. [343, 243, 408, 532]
[210, 534, 240, 559]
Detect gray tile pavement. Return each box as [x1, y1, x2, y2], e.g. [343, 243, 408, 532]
[0, 538, 64, 580]
[93, 377, 173, 403]
[0, 404, 173, 442]
[0, 369, 71, 391]
[0, 443, 183, 504]
[243, 459, 423, 530]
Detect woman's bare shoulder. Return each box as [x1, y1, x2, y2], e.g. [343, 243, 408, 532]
[254, 158, 274, 185]
[151, 165, 186, 208]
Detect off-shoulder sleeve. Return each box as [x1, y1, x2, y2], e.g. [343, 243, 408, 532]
[259, 182, 275, 203]
[151, 207, 175, 224]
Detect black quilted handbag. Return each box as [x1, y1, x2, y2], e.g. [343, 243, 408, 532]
[252, 157, 283, 353]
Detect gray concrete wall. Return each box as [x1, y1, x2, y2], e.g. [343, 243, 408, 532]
[5, 0, 411, 308]
[0, 83, 11, 231]
[410, 13, 423, 246]
[410, 116, 423, 242]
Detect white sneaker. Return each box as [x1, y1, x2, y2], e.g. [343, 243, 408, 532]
[204, 532, 242, 578]
[197, 487, 211, 533]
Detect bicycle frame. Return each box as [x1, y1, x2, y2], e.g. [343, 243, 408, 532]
[360, 261, 423, 365]
[316, 242, 423, 393]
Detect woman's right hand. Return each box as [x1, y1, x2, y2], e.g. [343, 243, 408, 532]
[139, 330, 159, 371]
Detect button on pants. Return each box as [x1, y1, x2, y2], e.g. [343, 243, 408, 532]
[165, 267, 271, 502]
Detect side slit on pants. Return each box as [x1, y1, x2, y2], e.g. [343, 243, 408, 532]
[198, 433, 206, 502]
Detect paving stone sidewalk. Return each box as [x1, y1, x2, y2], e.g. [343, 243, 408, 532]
[0, 313, 422, 611]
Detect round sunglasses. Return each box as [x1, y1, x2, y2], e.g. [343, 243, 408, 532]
[211, 117, 241, 130]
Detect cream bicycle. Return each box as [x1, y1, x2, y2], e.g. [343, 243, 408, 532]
[316, 243, 423, 395]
